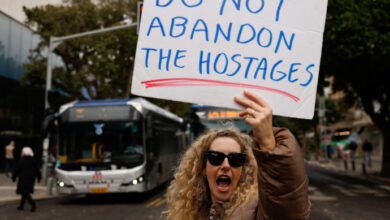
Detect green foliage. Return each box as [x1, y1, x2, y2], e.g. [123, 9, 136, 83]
[322, 0, 390, 131]
[21, 0, 139, 99]
[21, 0, 190, 116]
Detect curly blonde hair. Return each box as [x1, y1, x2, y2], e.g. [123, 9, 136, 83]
[167, 128, 258, 220]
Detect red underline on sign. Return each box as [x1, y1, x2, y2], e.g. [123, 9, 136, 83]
[141, 78, 300, 103]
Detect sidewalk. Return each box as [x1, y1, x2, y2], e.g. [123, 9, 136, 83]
[306, 155, 390, 184]
[0, 173, 61, 205]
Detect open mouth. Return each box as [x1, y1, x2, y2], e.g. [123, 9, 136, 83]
[216, 176, 231, 188]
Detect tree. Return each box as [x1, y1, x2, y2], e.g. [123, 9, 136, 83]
[22, 0, 139, 99]
[22, 0, 190, 117]
[322, 0, 390, 176]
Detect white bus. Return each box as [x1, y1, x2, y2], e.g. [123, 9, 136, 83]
[54, 98, 186, 194]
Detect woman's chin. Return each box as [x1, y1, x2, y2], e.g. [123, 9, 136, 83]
[212, 191, 233, 202]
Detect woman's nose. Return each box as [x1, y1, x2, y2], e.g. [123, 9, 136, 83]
[221, 158, 231, 169]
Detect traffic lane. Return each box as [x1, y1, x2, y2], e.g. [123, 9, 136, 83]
[307, 164, 390, 220]
[0, 188, 168, 220]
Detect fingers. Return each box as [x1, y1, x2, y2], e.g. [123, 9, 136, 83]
[244, 115, 258, 125]
[234, 90, 272, 114]
[238, 107, 257, 118]
[243, 90, 271, 109]
[234, 91, 275, 150]
[234, 96, 263, 112]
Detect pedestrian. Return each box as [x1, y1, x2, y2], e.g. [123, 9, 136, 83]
[4, 140, 15, 177]
[362, 139, 373, 167]
[167, 90, 310, 220]
[349, 141, 358, 159]
[12, 146, 41, 212]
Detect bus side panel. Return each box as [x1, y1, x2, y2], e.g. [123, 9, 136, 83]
[145, 113, 182, 191]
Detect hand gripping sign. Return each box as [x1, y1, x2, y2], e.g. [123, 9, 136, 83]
[131, 0, 328, 119]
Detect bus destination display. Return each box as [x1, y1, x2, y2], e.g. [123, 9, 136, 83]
[66, 106, 132, 122]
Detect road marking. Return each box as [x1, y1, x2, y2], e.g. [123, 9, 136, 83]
[349, 184, 378, 194]
[154, 197, 167, 207]
[378, 185, 390, 192]
[327, 184, 390, 197]
[309, 195, 338, 201]
[350, 188, 378, 194]
[308, 186, 317, 191]
[329, 185, 357, 196]
[309, 186, 337, 201]
[146, 197, 163, 208]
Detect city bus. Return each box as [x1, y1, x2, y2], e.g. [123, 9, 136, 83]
[54, 98, 186, 194]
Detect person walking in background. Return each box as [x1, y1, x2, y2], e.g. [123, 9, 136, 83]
[12, 146, 41, 212]
[4, 140, 15, 177]
[349, 141, 358, 159]
[363, 139, 373, 167]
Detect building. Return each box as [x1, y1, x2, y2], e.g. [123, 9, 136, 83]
[0, 1, 62, 169]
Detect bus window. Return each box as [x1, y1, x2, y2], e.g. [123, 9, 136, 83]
[123, 131, 144, 155]
[58, 121, 144, 171]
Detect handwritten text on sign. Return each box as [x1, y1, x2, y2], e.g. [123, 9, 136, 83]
[131, 0, 328, 119]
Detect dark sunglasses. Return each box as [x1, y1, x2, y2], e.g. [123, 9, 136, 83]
[205, 150, 246, 167]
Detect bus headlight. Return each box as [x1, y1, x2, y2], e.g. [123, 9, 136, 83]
[58, 180, 65, 187]
[131, 175, 144, 185]
[121, 175, 145, 186]
[56, 179, 74, 188]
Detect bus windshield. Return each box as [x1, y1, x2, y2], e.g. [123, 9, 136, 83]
[58, 121, 143, 171]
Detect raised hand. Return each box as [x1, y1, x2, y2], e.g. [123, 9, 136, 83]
[234, 90, 275, 151]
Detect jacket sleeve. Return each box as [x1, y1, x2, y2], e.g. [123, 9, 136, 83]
[253, 127, 311, 220]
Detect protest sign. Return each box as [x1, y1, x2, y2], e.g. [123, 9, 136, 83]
[131, 0, 328, 119]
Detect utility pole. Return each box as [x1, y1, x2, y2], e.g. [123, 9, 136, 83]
[43, 23, 137, 184]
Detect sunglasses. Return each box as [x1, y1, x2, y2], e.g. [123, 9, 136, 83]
[205, 150, 246, 167]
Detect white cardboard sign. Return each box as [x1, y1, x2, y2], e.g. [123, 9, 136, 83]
[131, 0, 328, 119]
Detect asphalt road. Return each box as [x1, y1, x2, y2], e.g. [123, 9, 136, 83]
[308, 165, 390, 220]
[1, 165, 389, 220]
[0, 186, 169, 220]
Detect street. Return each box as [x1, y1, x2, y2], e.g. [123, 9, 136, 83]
[0, 186, 169, 220]
[308, 165, 390, 220]
[0, 164, 389, 219]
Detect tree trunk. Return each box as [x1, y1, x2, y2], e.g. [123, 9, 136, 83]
[380, 128, 390, 177]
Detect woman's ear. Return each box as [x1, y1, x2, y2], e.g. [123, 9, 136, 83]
[202, 168, 206, 176]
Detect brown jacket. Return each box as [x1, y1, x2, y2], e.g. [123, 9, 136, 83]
[229, 127, 311, 220]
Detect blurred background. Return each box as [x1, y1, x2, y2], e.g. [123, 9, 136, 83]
[0, 0, 389, 219]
